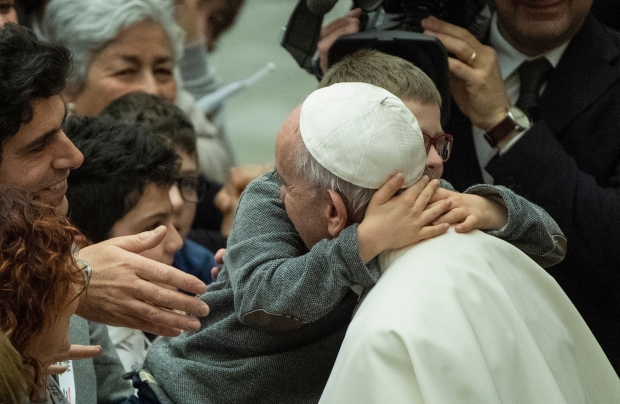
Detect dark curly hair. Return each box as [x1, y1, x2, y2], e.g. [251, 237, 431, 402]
[0, 186, 85, 402]
[0, 23, 71, 163]
[65, 115, 179, 243]
[99, 91, 197, 156]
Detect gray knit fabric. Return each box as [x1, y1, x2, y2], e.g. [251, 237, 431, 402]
[143, 170, 565, 404]
[441, 180, 566, 268]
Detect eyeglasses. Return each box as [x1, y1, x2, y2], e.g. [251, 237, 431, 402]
[175, 175, 206, 203]
[423, 133, 453, 162]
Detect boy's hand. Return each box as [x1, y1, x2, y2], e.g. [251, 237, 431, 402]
[429, 188, 508, 233]
[211, 248, 226, 280]
[357, 174, 451, 263]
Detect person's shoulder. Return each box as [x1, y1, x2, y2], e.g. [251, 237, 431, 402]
[242, 169, 281, 199]
[582, 14, 620, 59]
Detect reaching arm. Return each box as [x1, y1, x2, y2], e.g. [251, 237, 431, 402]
[435, 180, 566, 267]
[75, 226, 210, 337]
[226, 171, 450, 331]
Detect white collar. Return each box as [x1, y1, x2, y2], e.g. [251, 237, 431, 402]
[489, 12, 570, 80]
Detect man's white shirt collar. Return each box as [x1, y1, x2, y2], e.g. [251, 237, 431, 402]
[489, 12, 569, 80]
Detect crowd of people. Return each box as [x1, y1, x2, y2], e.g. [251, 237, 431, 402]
[0, 0, 619, 403]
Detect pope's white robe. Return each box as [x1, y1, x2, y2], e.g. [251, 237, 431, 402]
[320, 228, 620, 404]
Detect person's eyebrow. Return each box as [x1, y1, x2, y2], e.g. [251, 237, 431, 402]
[133, 211, 169, 229]
[119, 55, 142, 65]
[153, 56, 173, 65]
[118, 55, 172, 66]
[22, 107, 68, 152]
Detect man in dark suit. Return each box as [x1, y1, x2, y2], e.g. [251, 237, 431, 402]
[317, 0, 620, 374]
[418, 0, 620, 373]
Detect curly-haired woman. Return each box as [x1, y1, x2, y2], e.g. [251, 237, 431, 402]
[0, 186, 95, 403]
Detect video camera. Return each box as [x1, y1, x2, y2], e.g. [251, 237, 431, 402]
[280, 0, 491, 124]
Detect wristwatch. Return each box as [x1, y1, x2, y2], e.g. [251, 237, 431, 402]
[484, 106, 531, 147]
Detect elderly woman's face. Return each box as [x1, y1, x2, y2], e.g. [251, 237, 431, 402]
[68, 20, 177, 116]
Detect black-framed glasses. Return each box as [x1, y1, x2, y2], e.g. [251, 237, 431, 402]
[175, 175, 206, 203]
[423, 133, 453, 162]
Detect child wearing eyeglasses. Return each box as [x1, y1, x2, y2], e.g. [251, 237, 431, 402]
[65, 116, 183, 373]
[99, 92, 221, 288]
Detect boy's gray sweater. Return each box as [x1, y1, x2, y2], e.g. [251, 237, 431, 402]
[143, 170, 565, 404]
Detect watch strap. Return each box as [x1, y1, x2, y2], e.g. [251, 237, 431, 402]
[484, 115, 517, 148]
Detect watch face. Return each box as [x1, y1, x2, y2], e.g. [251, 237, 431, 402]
[508, 106, 531, 129]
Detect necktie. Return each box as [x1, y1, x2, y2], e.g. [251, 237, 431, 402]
[515, 58, 553, 120]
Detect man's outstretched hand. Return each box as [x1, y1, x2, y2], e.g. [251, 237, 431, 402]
[75, 226, 210, 337]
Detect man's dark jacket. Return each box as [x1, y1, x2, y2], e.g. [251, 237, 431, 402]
[443, 14, 620, 372]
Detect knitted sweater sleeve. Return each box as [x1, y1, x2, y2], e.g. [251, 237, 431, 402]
[225, 171, 380, 331]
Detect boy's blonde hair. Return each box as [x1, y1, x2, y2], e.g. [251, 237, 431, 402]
[320, 49, 442, 107]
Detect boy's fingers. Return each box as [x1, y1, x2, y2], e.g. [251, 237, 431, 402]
[420, 200, 452, 225]
[427, 187, 452, 204]
[411, 178, 439, 211]
[417, 223, 450, 242]
[400, 175, 431, 204]
[455, 216, 479, 233]
[214, 248, 226, 265]
[211, 265, 222, 280]
[369, 173, 405, 206]
[433, 208, 466, 226]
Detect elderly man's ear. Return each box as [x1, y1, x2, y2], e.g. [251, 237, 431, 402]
[326, 190, 349, 238]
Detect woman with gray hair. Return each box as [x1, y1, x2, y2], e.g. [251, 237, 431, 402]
[42, 0, 234, 183]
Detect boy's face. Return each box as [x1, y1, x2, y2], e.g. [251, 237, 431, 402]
[170, 148, 200, 239]
[110, 182, 183, 265]
[402, 99, 445, 179]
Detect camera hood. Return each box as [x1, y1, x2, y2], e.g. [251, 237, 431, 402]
[328, 31, 451, 125]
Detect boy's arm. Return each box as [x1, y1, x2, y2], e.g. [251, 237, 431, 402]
[225, 171, 379, 331]
[439, 179, 567, 267]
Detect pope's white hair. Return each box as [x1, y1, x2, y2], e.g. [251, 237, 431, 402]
[43, 0, 185, 95]
[293, 136, 434, 221]
[293, 139, 378, 221]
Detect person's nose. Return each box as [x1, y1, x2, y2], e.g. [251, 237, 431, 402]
[426, 144, 443, 168]
[164, 221, 184, 257]
[169, 184, 184, 230]
[0, 9, 18, 27]
[132, 69, 161, 97]
[425, 145, 444, 179]
[52, 131, 84, 170]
